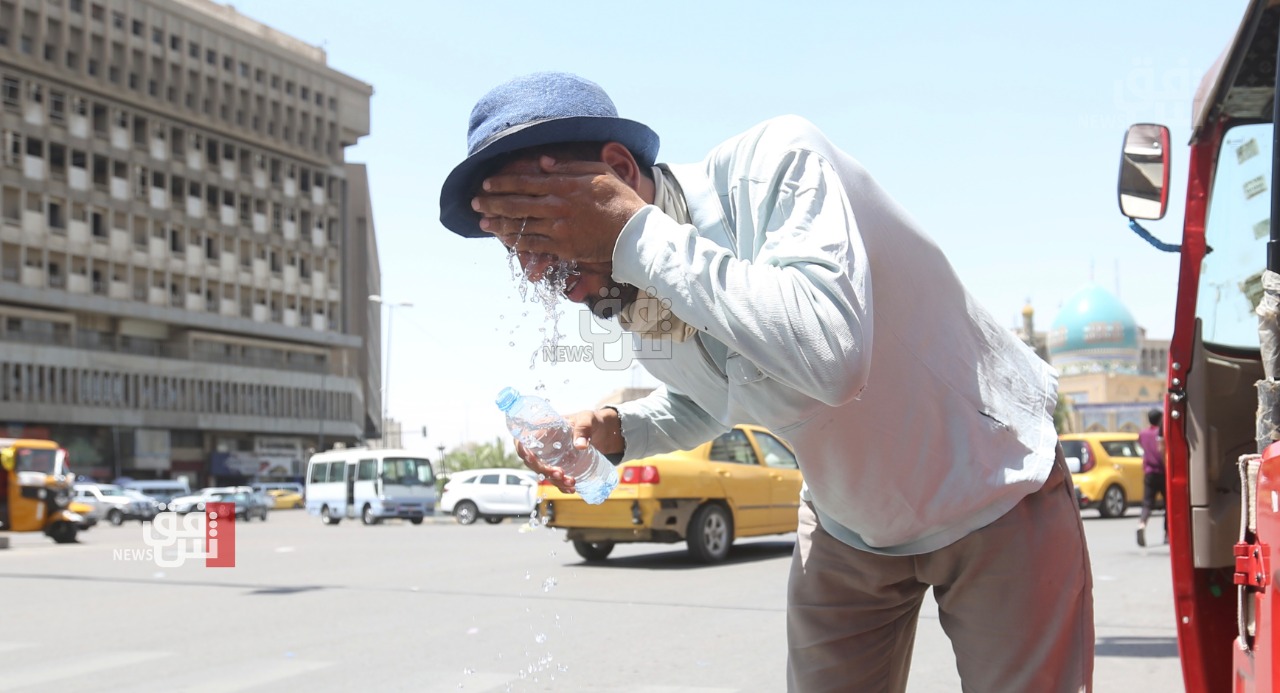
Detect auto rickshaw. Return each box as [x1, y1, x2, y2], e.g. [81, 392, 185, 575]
[0, 438, 83, 543]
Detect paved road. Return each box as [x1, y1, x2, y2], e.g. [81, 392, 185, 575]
[0, 507, 1179, 692]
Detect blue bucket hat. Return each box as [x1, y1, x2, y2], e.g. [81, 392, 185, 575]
[439, 72, 660, 238]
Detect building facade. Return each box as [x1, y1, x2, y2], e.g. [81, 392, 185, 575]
[0, 0, 378, 487]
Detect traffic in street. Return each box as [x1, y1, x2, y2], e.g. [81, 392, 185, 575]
[1, 506, 1178, 692]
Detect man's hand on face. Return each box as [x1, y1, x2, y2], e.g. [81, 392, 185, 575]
[472, 156, 646, 264]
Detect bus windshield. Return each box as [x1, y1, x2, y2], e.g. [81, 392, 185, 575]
[382, 458, 433, 485]
[1199, 122, 1273, 350]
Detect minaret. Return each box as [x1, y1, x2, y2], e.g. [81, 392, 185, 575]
[1022, 299, 1049, 362]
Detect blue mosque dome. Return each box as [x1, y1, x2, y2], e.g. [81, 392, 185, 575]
[1047, 284, 1141, 373]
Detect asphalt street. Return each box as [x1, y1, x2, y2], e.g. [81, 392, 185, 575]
[0, 507, 1178, 692]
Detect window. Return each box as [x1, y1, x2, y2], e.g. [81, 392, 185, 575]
[131, 20, 142, 36]
[111, 11, 123, 30]
[308, 462, 326, 484]
[49, 91, 65, 122]
[69, 0, 83, 13]
[479, 473, 500, 485]
[238, 61, 248, 77]
[206, 48, 215, 65]
[2, 77, 20, 109]
[709, 429, 759, 465]
[169, 34, 180, 51]
[755, 432, 799, 469]
[357, 459, 376, 481]
[326, 462, 346, 483]
[90, 3, 103, 21]
[284, 80, 294, 95]
[188, 42, 199, 58]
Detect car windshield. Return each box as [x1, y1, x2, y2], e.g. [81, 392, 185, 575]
[98, 487, 125, 496]
[383, 458, 432, 485]
[14, 448, 56, 475]
[1199, 122, 1272, 350]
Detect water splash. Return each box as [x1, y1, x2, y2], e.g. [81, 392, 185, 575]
[541, 577, 558, 593]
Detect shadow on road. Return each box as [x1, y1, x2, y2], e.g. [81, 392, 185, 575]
[578, 540, 795, 570]
[1094, 635, 1179, 658]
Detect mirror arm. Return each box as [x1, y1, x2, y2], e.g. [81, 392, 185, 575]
[1127, 218, 1181, 253]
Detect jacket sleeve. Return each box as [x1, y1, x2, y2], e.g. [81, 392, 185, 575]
[609, 384, 730, 462]
[612, 143, 872, 407]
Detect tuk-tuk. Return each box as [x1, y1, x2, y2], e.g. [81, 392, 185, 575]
[0, 438, 83, 544]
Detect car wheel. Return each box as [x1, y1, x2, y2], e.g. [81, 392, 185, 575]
[409, 517, 424, 525]
[454, 501, 479, 525]
[484, 516, 504, 525]
[573, 539, 615, 561]
[321, 505, 341, 526]
[687, 504, 734, 563]
[107, 508, 124, 526]
[1099, 484, 1127, 518]
[362, 504, 381, 526]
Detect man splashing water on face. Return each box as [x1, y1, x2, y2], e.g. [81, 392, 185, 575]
[439, 72, 1094, 693]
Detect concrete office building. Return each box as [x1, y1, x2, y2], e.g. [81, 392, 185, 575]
[0, 0, 379, 487]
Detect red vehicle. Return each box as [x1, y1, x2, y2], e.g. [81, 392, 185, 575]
[1119, 1, 1280, 689]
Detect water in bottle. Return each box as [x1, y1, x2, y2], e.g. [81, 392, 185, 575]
[495, 387, 619, 504]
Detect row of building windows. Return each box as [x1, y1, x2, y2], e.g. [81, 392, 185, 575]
[3, 72, 339, 167]
[0, 15, 341, 158]
[0, 143, 338, 244]
[0, 185, 339, 276]
[0, 360, 349, 420]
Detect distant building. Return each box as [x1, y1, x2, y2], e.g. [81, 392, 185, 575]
[0, 0, 378, 487]
[1045, 284, 1169, 433]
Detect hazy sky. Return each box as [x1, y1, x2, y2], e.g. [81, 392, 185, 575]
[226, 0, 1248, 454]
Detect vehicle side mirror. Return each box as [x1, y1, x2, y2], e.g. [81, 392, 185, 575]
[1117, 123, 1170, 220]
[1065, 456, 1082, 474]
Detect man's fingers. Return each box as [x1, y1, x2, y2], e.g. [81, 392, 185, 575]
[538, 156, 614, 176]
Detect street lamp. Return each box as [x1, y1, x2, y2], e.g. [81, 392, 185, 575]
[369, 295, 413, 445]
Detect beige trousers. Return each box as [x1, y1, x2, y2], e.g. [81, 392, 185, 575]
[787, 452, 1094, 692]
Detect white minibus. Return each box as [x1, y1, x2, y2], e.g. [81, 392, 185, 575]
[305, 448, 435, 525]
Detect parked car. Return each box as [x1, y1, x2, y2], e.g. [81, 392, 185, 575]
[169, 486, 267, 520]
[207, 490, 267, 521]
[252, 482, 305, 500]
[118, 479, 191, 505]
[1060, 432, 1146, 518]
[440, 468, 540, 525]
[266, 488, 304, 509]
[121, 489, 163, 520]
[73, 483, 152, 525]
[537, 424, 803, 563]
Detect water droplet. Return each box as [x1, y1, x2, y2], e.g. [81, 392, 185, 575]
[463, 667, 475, 675]
[552, 442, 562, 450]
[524, 570, 531, 580]
[534, 632, 548, 644]
[498, 315, 504, 320]
[509, 341, 515, 347]
[541, 577, 558, 592]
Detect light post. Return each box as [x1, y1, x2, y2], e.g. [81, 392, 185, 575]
[437, 444, 447, 476]
[369, 295, 413, 445]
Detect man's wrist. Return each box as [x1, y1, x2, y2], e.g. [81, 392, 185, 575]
[596, 406, 626, 462]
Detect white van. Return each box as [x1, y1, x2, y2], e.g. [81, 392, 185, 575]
[305, 448, 436, 525]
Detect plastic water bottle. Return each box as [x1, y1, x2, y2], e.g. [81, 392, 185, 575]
[495, 387, 619, 504]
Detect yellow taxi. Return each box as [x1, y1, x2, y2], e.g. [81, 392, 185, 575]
[537, 424, 803, 563]
[1059, 432, 1146, 518]
[266, 488, 305, 509]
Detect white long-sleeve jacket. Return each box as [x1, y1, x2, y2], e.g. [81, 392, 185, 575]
[609, 115, 1060, 555]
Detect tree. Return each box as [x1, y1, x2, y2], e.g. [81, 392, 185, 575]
[1054, 394, 1076, 435]
[439, 437, 522, 475]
